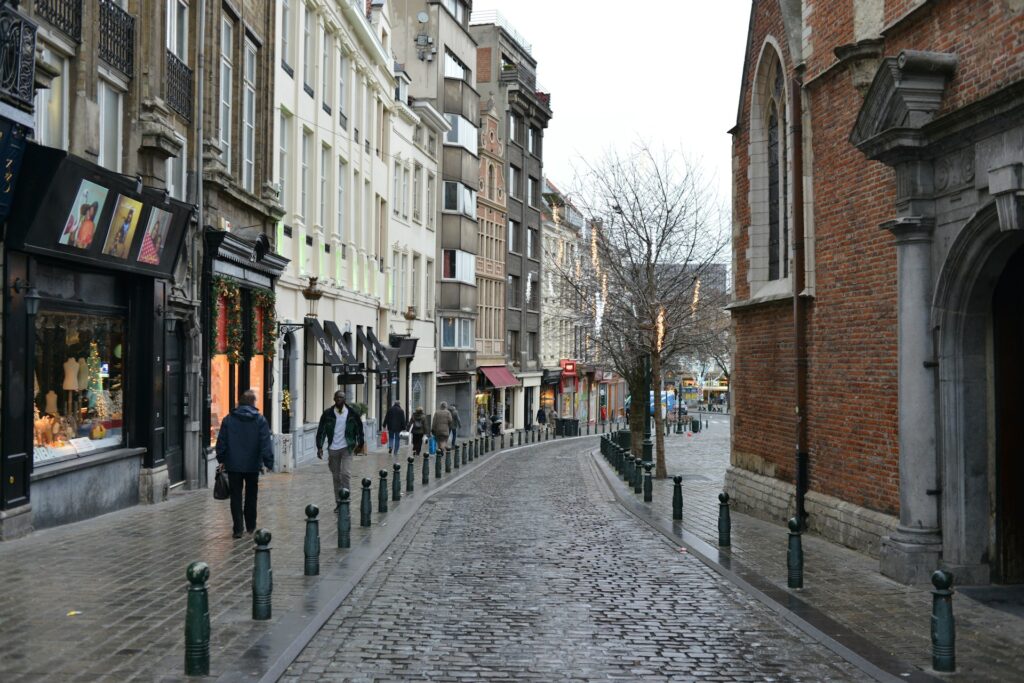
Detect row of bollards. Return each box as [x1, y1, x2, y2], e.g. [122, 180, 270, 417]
[598, 431, 957, 673]
[185, 423, 604, 676]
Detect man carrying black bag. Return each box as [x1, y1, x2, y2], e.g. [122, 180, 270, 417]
[215, 390, 274, 539]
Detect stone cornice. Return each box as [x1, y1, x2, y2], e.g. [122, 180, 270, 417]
[882, 216, 935, 245]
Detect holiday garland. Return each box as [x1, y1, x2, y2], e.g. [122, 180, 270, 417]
[252, 288, 277, 359]
[212, 276, 243, 363]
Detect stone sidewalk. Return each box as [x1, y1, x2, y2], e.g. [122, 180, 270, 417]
[0, 432, 544, 683]
[600, 417, 1024, 682]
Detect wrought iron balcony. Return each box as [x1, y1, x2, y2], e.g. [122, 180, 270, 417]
[166, 50, 193, 121]
[0, 5, 39, 111]
[99, 0, 134, 78]
[499, 63, 536, 91]
[34, 0, 81, 42]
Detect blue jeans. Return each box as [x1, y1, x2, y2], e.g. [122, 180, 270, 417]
[450, 428, 457, 446]
[388, 430, 401, 455]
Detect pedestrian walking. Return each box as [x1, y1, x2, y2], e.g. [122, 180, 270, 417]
[215, 390, 274, 539]
[408, 406, 428, 455]
[536, 406, 546, 431]
[384, 399, 406, 461]
[449, 404, 462, 447]
[431, 401, 453, 452]
[316, 390, 366, 511]
[477, 409, 489, 436]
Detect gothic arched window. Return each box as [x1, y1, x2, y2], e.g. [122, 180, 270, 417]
[766, 62, 788, 281]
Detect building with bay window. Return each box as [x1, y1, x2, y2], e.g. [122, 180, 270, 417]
[271, 0, 397, 467]
[391, 0, 481, 420]
[469, 12, 552, 430]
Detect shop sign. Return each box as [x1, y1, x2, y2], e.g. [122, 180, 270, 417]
[6, 144, 194, 279]
[0, 119, 28, 219]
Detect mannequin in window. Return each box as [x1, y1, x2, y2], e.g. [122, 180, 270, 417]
[63, 357, 80, 391]
[45, 390, 58, 415]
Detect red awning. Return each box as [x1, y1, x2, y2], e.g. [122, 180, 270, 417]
[479, 365, 520, 388]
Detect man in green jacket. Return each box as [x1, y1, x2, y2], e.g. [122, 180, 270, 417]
[316, 390, 365, 511]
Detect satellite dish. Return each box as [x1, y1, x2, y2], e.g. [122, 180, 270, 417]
[416, 11, 429, 24]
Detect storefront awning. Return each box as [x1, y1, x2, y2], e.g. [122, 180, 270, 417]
[357, 327, 392, 372]
[394, 337, 418, 358]
[542, 369, 562, 385]
[323, 320, 360, 365]
[307, 319, 345, 371]
[479, 365, 520, 389]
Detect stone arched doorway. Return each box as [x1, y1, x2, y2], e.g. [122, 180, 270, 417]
[934, 203, 1024, 584]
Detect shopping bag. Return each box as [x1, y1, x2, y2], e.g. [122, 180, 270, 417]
[381, 431, 388, 445]
[213, 465, 230, 500]
[428, 435, 437, 455]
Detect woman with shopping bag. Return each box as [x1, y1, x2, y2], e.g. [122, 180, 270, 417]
[408, 406, 429, 456]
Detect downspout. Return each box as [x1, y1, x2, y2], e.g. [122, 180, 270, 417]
[791, 72, 809, 529]
[195, 0, 207, 486]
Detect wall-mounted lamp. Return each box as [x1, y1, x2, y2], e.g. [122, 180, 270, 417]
[135, 175, 144, 195]
[11, 277, 41, 316]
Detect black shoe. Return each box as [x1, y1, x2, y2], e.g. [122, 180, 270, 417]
[232, 530, 243, 539]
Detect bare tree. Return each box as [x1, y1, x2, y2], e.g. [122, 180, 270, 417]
[547, 143, 729, 477]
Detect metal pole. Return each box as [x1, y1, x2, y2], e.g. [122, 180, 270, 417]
[642, 353, 653, 463]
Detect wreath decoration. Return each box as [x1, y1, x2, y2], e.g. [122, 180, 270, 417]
[212, 276, 243, 363]
[252, 288, 278, 359]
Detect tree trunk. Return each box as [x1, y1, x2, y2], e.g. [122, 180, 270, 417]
[651, 349, 667, 478]
[627, 375, 645, 458]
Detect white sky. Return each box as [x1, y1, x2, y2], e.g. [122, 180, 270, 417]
[472, 1, 751, 210]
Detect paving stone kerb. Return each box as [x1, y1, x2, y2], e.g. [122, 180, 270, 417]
[611, 418, 1024, 681]
[283, 438, 864, 682]
[0, 433, 566, 682]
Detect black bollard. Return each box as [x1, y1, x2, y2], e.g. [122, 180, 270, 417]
[392, 463, 402, 501]
[445, 447, 452, 473]
[378, 469, 389, 513]
[672, 476, 683, 520]
[462, 443, 468, 466]
[252, 529, 273, 620]
[624, 452, 633, 482]
[303, 504, 320, 576]
[787, 517, 803, 589]
[337, 489, 351, 548]
[436, 448, 443, 479]
[407, 456, 415, 493]
[643, 463, 653, 502]
[931, 570, 956, 672]
[633, 458, 643, 495]
[360, 477, 372, 527]
[422, 452, 430, 486]
[454, 445, 461, 469]
[501, 433, 505, 449]
[718, 493, 731, 547]
[184, 561, 210, 676]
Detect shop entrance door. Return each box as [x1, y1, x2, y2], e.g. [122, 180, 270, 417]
[165, 321, 185, 485]
[993, 245, 1024, 583]
[524, 387, 533, 428]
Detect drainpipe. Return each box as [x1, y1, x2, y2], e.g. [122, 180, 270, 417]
[194, 0, 207, 487]
[792, 72, 809, 529]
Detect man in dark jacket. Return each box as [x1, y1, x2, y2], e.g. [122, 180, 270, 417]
[215, 390, 274, 538]
[316, 390, 365, 510]
[449, 404, 462, 447]
[384, 399, 406, 460]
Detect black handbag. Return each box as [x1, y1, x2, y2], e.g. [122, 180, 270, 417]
[213, 466, 230, 500]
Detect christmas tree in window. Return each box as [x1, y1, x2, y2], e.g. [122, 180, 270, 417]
[87, 341, 109, 439]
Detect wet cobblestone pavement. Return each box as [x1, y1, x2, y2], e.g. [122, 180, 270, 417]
[283, 436, 866, 682]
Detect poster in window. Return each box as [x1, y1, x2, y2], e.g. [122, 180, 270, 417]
[101, 194, 143, 259]
[137, 207, 172, 265]
[58, 179, 109, 250]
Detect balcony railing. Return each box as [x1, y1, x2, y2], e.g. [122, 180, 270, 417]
[166, 50, 193, 121]
[34, 0, 81, 42]
[500, 63, 536, 91]
[0, 5, 37, 110]
[99, 0, 134, 78]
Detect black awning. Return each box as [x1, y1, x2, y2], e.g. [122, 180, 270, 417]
[307, 319, 344, 371]
[359, 328, 392, 372]
[384, 347, 400, 369]
[323, 320, 360, 365]
[542, 369, 562, 385]
[395, 337, 418, 358]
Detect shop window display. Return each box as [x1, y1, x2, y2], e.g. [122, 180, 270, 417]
[33, 311, 125, 463]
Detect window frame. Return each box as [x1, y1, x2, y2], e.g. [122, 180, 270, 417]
[441, 249, 476, 285]
[219, 16, 234, 169]
[167, 0, 189, 61]
[242, 40, 257, 192]
[442, 181, 476, 218]
[97, 78, 123, 172]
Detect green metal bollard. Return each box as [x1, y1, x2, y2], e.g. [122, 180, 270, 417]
[422, 452, 430, 486]
[787, 517, 803, 589]
[672, 476, 683, 520]
[445, 447, 452, 473]
[303, 504, 320, 576]
[184, 561, 210, 677]
[392, 463, 402, 501]
[435, 448, 443, 479]
[490, 434, 496, 451]
[252, 529, 273, 620]
[643, 463, 653, 502]
[718, 493, 731, 547]
[633, 458, 643, 495]
[337, 489, 351, 548]
[454, 444, 461, 469]
[500, 433, 505, 449]
[407, 456, 415, 493]
[931, 570, 956, 672]
[378, 469, 389, 513]
[360, 478, 372, 527]
[623, 452, 633, 482]
[462, 443, 468, 465]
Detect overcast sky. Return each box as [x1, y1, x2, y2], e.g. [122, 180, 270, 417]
[472, 1, 751, 211]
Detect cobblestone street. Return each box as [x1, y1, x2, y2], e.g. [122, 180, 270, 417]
[283, 435, 866, 682]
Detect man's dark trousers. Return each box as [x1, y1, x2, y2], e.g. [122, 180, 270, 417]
[228, 471, 259, 533]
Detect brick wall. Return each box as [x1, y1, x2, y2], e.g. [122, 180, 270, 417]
[478, 47, 492, 83]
